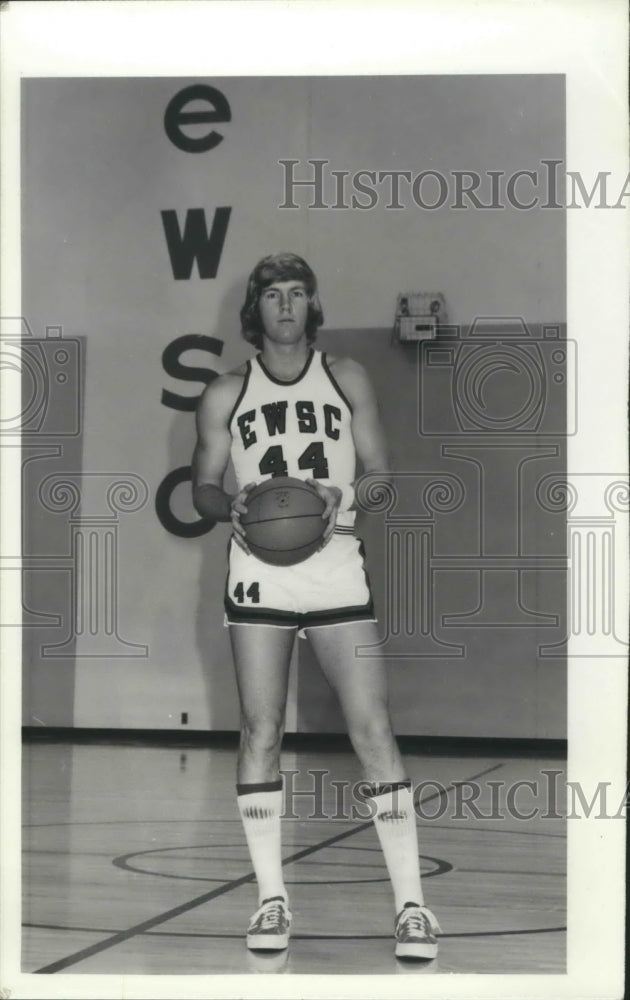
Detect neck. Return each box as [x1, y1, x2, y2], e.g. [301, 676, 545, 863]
[260, 339, 311, 379]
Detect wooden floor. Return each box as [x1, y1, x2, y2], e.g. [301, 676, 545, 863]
[21, 739, 566, 975]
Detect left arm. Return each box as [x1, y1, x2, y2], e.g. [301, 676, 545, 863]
[340, 357, 389, 477]
[308, 357, 389, 545]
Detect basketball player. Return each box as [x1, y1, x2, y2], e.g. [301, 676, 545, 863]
[192, 253, 440, 960]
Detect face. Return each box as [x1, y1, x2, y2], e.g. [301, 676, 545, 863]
[258, 280, 309, 342]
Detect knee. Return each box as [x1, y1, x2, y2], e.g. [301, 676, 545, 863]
[241, 717, 284, 757]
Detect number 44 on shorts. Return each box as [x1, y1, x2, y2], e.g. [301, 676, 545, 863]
[234, 582, 261, 604]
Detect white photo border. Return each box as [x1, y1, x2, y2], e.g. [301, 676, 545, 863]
[1, 1, 628, 998]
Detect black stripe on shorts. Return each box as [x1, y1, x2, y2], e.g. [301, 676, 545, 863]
[224, 597, 300, 629]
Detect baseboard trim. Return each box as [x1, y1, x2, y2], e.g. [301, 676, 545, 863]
[21, 727, 567, 758]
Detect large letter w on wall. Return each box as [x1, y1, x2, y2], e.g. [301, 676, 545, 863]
[160, 207, 232, 280]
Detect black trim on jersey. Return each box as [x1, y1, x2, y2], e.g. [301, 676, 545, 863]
[322, 352, 353, 414]
[227, 360, 252, 432]
[256, 348, 314, 386]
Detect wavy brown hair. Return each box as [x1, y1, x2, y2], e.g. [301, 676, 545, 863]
[239, 253, 324, 349]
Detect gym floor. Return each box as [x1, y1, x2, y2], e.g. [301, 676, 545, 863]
[21, 735, 566, 976]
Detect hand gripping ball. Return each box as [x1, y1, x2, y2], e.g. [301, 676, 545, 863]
[240, 477, 326, 566]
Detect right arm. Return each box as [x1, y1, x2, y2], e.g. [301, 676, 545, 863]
[192, 375, 254, 548]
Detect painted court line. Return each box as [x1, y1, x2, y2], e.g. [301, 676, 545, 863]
[34, 762, 504, 974]
[26, 920, 567, 941]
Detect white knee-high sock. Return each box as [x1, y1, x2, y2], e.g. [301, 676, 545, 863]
[369, 781, 424, 912]
[237, 780, 287, 906]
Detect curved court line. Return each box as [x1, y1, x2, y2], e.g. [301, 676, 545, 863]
[34, 762, 505, 974]
[112, 843, 453, 884]
[24, 920, 567, 941]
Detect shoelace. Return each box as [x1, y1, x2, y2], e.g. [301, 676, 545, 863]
[399, 908, 432, 936]
[259, 901, 285, 929]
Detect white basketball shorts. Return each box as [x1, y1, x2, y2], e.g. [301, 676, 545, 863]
[224, 530, 376, 636]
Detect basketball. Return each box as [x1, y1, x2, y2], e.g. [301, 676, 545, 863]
[240, 477, 326, 565]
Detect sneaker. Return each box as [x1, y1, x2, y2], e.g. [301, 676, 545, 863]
[246, 895, 291, 951]
[394, 901, 441, 960]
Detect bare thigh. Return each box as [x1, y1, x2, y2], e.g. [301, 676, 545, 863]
[305, 620, 406, 783]
[229, 624, 296, 783]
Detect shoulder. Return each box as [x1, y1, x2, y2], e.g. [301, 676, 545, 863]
[197, 362, 250, 424]
[325, 354, 375, 407]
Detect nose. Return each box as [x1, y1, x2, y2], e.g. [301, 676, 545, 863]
[279, 294, 292, 312]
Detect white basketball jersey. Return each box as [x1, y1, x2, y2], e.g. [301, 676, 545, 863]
[229, 349, 356, 527]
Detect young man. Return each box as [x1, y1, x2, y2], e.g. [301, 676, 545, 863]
[192, 253, 440, 960]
